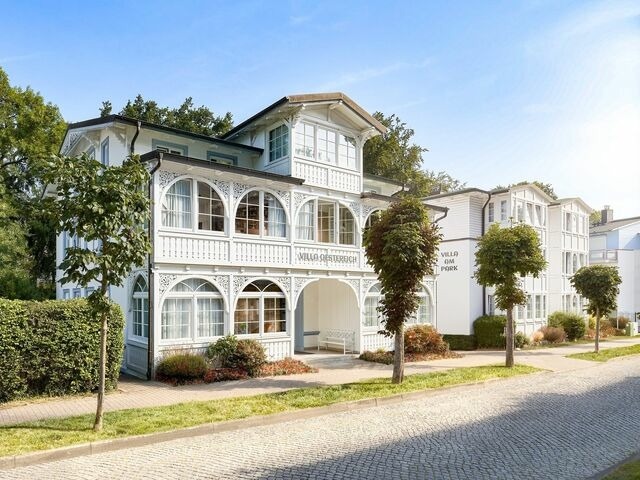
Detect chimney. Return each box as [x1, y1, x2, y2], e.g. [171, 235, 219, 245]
[601, 205, 613, 224]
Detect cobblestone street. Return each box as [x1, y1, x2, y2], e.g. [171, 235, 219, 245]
[6, 355, 640, 480]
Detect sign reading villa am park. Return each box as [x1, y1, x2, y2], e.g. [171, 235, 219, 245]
[439, 250, 460, 272]
[297, 252, 358, 264]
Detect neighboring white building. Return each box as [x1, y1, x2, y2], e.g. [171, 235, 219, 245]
[590, 207, 640, 320]
[57, 93, 442, 378]
[426, 184, 591, 336]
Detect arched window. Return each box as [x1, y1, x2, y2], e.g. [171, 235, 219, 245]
[162, 178, 225, 232]
[363, 283, 383, 328]
[161, 278, 224, 340]
[235, 191, 286, 237]
[162, 179, 192, 228]
[296, 200, 356, 245]
[407, 287, 433, 325]
[132, 276, 149, 338]
[364, 210, 382, 230]
[234, 280, 286, 335]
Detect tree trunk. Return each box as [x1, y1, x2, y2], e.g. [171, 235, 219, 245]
[505, 307, 514, 368]
[595, 307, 600, 354]
[93, 281, 109, 432]
[392, 324, 405, 384]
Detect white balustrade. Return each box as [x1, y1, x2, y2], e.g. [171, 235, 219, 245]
[235, 240, 291, 265]
[261, 337, 292, 360]
[361, 331, 394, 352]
[157, 233, 229, 264]
[294, 159, 360, 193]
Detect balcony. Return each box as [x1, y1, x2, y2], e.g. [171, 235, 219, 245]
[589, 249, 618, 263]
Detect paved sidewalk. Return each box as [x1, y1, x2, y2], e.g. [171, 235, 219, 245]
[1, 336, 639, 427]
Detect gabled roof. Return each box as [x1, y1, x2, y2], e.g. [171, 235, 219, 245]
[590, 216, 640, 234]
[221, 93, 387, 140]
[550, 197, 593, 214]
[64, 114, 263, 153]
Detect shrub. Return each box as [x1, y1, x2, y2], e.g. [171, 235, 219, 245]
[204, 367, 249, 383]
[226, 339, 267, 377]
[547, 311, 586, 341]
[614, 316, 629, 330]
[359, 350, 394, 364]
[259, 358, 317, 377]
[404, 325, 449, 354]
[515, 332, 530, 349]
[442, 334, 477, 351]
[207, 335, 239, 366]
[473, 315, 506, 348]
[0, 299, 124, 403]
[156, 353, 207, 384]
[541, 326, 566, 343]
[531, 330, 544, 344]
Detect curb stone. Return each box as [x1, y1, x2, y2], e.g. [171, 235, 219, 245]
[0, 370, 547, 471]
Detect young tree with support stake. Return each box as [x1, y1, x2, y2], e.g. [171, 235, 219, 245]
[44, 153, 150, 432]
[363, 197, 441, 384]
[571, 264, 621, 354]
[474, 223, 546, 367]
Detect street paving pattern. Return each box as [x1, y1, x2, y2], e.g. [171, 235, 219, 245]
[5, 356, 640, 480]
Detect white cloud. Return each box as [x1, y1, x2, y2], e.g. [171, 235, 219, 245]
[319, 58, 433, 90]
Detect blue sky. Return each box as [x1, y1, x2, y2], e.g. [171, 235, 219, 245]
[2, 0, 639, 217]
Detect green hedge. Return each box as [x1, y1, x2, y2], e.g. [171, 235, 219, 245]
[442, 334, 477, 351]
[547, 311, 586, 341]
[473, 315, 507, 348]
[0, 298, 124, 403]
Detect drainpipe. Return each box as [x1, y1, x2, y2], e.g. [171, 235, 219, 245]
[130, 121, 141, 155]
[481, 191, 493, 315]
[146, 151, 162, 380]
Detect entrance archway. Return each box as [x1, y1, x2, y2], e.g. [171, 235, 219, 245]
[294, 279, 360, 352]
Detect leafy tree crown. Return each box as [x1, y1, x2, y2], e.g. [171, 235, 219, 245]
[570, 264, 621, 316]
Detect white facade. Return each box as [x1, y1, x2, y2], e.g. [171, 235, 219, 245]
[590, 210, 640, 319]
[427, 185, 591, 336]
[57, 93, 437, 377]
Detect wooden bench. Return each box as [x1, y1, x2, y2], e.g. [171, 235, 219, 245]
[318, 329, 355, 354]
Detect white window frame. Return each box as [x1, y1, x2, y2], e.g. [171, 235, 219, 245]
[294, 122, 358, 170]
[488, 203, 495, 223]
[160, 279, 225, 342]
[235, 190, 287, 239]
[269, 124, 289, 162]
[234, 281, 287, 337]
[161, 178, 226, 234]
[100, 137, 109, 166]
[132, 276, 149, 340]
[296, 199, 356, 246]
[500, 200, 507, 221]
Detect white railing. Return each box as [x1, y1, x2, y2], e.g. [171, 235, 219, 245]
[157, 233, 229, 264]
[235, 240, 291, 265]
[293, 159, 361, 193]
[261, 337, 292, 360]
[361, 331, 394, 352]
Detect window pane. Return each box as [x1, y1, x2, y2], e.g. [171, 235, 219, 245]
[162, 180, 192, 228]
[236, 191, 261, 235]
[264, 297, 286, 333]
[296, 201, 315, 240]
[338, 135, 356, 168]
[339, 206, 355, 245]
[264, 194, 286, 237]
[363, 296, 381, 327]
[295, 122, 314, 158]
[197, 182, 224, 232]
[161, 298, 191, 339]
[317, 202, 335, 243]
[234, 298, 260, 334]
[197, 298, 224, 337]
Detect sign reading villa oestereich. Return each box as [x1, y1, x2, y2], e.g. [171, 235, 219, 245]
[297, 252, 358, 264]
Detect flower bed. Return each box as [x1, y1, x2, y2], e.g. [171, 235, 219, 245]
[359, 350, 461, 365]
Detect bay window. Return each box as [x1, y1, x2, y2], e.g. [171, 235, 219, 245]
[294, 122, 357, 169]
[235, 191, 287, 237]
[296, 200, 356, 245]
[234, 280, 286, 335]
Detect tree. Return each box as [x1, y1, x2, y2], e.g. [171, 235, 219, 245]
[363, 197, 441, 383]
[474, 223, 547, 367]
[0, 184, 40, 299]
[100, 94, 233, 137]
[44, 153, 151, 431]
[570, 265, 622, 353]
[363, 112, 464, 197]
[589, 210, 602, 227]
[0, 67, 66, 286]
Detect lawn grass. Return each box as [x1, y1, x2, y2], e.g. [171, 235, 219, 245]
[602, 460, 640, 480]
[567, 344, 640, 362]
[0, 364, 539, 457]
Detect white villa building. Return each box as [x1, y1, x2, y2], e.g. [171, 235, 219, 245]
[56, 93, 442, 378]
[590, 207, 640, 320]
[425, 184, 591, 336]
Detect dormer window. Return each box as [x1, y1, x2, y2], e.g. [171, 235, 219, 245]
[295, 122, 357, 169]
[269, 125, 289, 162]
